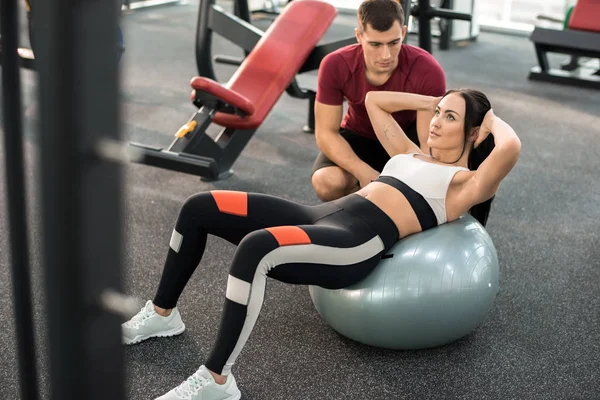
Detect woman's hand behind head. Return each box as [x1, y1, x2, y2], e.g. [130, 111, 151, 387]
[474, 109, 496, 148]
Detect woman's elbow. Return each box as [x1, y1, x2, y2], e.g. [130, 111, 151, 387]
[509, 137, 522, 158]
[497, 135, 521, 158]
[501, 138, 522, 169]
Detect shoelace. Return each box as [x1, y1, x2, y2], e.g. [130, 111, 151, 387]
[174, 371, 211, 398]
[123, 302, 155, 329]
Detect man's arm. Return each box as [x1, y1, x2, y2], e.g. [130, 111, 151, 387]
[314, 101, 372, 178]
[314, 52, 374, 181]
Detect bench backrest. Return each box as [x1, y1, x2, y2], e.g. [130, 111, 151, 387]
[218, 0, 337, 129]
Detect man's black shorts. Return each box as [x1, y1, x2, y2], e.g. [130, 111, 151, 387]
[311, 121, 419, 176]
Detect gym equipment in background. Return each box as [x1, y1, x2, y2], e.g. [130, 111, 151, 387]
[1, 0, 39, 398]
[0, 47, 35, 69]
[0, 0, 126, 69]
[129, 0, 338, 180]
[309, 214, 499, 350]
[247, 0, 292, 17]
[196, 0, 357, 133]
[405, 0, 473, 54]
[0, 0, 35, 69]
[528, 0, 600, 90]
[406, 0, 478, 51]
[122, 0, 180, 11]
[3, 0, 128, 397]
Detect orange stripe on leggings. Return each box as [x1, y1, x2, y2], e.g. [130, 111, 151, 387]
[265, 226, 311, 246]
[210, 191, 248, 216]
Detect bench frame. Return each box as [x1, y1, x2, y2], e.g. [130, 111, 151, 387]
[528, 27, 600, 89]
[129, 105, 256, 181]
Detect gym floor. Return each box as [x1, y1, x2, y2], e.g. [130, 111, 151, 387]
[1, 1, 599, 399]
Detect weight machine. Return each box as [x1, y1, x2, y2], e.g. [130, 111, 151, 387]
[195, 0, 357, 133]
[528, 0, 600, 90]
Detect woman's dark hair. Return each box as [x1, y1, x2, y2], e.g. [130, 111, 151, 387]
[358, 0, 405, 32]
[442, 89, 495, 227]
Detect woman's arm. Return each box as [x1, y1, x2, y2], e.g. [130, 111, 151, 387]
[364, 91, 439, 157]
[464, 111, 522, 205]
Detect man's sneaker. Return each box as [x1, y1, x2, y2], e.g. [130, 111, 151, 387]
[155, 365, 241, 400]
[122, 300, 185, 345]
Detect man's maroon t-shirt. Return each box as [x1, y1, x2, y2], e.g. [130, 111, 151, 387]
[316, 43, 446, 140]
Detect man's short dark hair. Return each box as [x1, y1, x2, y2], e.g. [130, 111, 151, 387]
[358, 0, 405, 32]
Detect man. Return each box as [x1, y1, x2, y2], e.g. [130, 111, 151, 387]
[311, 0, 446, 201]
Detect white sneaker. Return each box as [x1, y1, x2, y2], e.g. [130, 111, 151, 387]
[122, 300, 185, 345]
[155, 365, 241, 400]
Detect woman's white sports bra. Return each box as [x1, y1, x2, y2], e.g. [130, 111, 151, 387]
[378, 153, 470, 225]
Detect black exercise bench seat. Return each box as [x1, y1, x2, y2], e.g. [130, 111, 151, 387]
[528, 0, 600, 89]
[529, 28, 600, 89]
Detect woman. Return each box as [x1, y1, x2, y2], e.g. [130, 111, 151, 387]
[122, 89, 521, 400]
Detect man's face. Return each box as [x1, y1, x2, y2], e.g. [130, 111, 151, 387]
[356, 21, 405, 74]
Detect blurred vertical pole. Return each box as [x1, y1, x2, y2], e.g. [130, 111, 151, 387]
[196, 0, 217, 79]
[34, 0, 126, 398]
[418, 0, 433, 53]
[0, 0, 40, 399]
[401, 0, 411, 43]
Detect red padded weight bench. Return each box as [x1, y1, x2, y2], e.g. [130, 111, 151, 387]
[528, 0, 600, 89]
[129, 0, 337, 180]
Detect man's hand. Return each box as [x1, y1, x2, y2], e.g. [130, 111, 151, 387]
[355, 166, 380, 188]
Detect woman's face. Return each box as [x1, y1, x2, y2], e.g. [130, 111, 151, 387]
[427, 93, 467, 152]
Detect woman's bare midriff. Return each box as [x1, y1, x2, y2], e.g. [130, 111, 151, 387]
[354, 182, 425, 239]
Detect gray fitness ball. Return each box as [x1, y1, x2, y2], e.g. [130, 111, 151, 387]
[309, 214, 499, 350]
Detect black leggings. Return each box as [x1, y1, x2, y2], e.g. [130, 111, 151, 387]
[153, 191, 398, 375]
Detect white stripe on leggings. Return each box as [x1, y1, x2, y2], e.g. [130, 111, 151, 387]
[221, 234, 384, 375]
[226, 275, 251, 306]
[169, 230, 183, 253]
